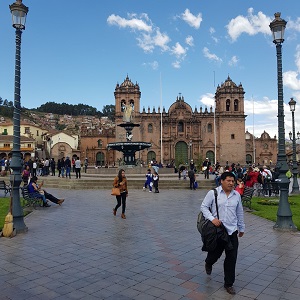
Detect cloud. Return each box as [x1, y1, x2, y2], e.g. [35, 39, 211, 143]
[171, 42, 187, 58]
[107, 13, 152, 32]
[209, 27, 219, 43]
[199, 93, 215, 107]
[283, 45, 300, 90]
[142, 61, 159, 70]
[226, 8, 272, 42]
[287, 17, 300, 32]
[228, 56, 239, 67]
[181, 9, 202, 29]
[185, 35, 194, 46]
[172, 61, 181, 69]
[203, 47, 222, 62]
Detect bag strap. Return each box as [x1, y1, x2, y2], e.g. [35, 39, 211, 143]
[213, 188, 219, 219]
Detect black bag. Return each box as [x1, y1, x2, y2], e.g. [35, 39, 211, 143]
[197, 189, 218, 235]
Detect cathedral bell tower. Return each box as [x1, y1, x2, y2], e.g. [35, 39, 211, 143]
[214, 76, 246, 164]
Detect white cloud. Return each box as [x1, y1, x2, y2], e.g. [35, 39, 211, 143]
[171, 42, 187, 58]
[283, 45, 300, 90]
[209, 27, 219, 43]
[107, 13, 152, 32]
[172, 61, 181, 69]
[181, 9, 202, 29]
[203, 47, 222, 62]
[228, 56, 239, 66]
[226, 8, 272, 42]
[185, 35, 194, 46]
[142, 61, 159, 70]
[287, 17, 300, 31]
[199, 93, 215, 107]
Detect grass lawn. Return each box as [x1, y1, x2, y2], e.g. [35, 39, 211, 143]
[250, 194, 300, 230]
[0, 197, 29, 230]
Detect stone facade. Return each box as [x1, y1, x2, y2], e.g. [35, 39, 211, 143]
[80, 75, 278, 167]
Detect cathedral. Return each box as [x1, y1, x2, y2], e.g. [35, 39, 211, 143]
[80, 75, 277, 167]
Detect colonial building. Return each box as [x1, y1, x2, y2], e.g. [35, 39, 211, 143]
[80, 75, 277, 167]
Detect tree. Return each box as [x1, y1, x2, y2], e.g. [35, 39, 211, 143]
[102, 105, 115, 121]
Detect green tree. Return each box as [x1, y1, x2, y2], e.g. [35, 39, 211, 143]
[102, 104, 115, 121]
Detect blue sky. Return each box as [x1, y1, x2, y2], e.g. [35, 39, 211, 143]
[1, 0, 300, 139]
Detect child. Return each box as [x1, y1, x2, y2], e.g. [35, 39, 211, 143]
[143, 169, 153, 192]
[182, 168, 187, 180]
[153, 171, 159, 193]
[235, 178, 245, 196]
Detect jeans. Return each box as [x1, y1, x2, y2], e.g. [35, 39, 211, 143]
[115, 192, 127, 213]
[66, 167, 71, 178]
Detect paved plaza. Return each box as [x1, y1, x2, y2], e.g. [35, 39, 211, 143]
[1, 187, 300, 299]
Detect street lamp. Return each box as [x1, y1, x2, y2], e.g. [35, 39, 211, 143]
[189, 140, 192, 162]
[270, 13, 297, 230]
[9, 0, 29, 233]
[288, 97, 300, 194]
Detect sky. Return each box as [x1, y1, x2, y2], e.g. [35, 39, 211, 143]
[1, 0, 300, 140]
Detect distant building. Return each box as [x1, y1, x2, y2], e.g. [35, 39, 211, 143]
[80, 75, 278, 167]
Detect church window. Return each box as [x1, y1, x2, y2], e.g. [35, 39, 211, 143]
[97, 139, 103, 147]
[207, 123, 212, 132]
[231, 134, 235, 139]
[234, 100, 239, 111]
[264, 143, 268, 149]
[148, 124, 153, 133]
[178, 121, 184, 132]
[226, 100, 230, 111]
[121, 100, 126, 112]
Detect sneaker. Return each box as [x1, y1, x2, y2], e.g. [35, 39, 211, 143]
[224, 286, 236, 295]
[149, 191, 152, 193]
[143, 187, 146, 191]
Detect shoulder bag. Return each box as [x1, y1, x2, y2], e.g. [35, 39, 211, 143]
[197, 189, 218, 235]
[111, 187, 120, 196]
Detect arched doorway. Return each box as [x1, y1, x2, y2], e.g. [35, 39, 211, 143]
[147, 151, 156, 163]
[206, 151, 215, 164]
[246, 154, 252, 164]
[175, 141, 188, 166]
[96, 152, 105, 166]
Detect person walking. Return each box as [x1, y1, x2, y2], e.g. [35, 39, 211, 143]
[143, 169, 153, 192]
[50, 158, 56, 176]
[200, 172, 245, 295]
[65, 156, 72, 179]
[112, 169, 128, 219]
[188, 168, 196, 190]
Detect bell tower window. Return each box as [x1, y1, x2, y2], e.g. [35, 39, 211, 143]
[234, 100, 238, 111]
[178, 121, 184, 132]
[226, 100, 230, 111]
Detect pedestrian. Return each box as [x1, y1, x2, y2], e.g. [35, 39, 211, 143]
[57, 159, 62, 177]
[50, 158, 56, 176]
[202, 158, 211, 179]
[75, 157, 81, 179]
[188, 168, 196, 190]
[143, 169, 153, 192]
[112, 169, 128, 219]
[200, 171, 245, 295]
[153, 171, 159, 193]
[65, 156, 72, 179]
[84, 157, 88, 173]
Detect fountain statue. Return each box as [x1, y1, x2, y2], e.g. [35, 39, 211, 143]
[107, 104, 151, 166]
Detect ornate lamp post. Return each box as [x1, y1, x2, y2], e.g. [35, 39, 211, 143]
[9, 0, 29, 233]
[270, 13, 297, 230]
[288, 97, 300, 194]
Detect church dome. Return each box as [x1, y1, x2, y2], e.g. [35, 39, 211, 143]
[120, 75, 135, 87]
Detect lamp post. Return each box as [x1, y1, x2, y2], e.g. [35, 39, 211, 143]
[288, 97, 300, 194]
[9, 0, 29, 233]
[189, 140, 192, 162]
[270, 13, 297, 230]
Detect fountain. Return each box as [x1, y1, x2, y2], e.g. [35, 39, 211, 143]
[107, 103, 151, 166]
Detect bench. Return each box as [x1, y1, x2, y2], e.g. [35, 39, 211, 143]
[0, 180, 11, 196]
[21, 186, 42, 209]
[241, 186, 254, 209]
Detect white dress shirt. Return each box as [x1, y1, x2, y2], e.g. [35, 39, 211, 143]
[200, 186, 245, 235]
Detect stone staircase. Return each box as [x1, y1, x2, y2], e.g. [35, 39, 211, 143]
[38, 173, 215, 190]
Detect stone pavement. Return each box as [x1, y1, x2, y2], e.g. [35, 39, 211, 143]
[1, 188, 300, 300]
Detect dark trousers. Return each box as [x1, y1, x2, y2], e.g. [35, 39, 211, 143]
[204, 169, 209, 179]
[75, 168, 81, 178]
[44, 191, 60, 204]
[115, 192, 127, 214]
[189, 178, 195, 189]
[205, 231, 239, 287]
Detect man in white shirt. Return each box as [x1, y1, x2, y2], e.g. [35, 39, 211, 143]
[200, 172, 245, 295]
